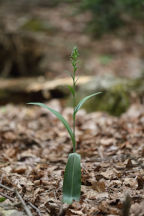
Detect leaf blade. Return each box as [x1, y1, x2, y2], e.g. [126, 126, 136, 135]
[27, 102, 75, 146]
[74, 92, 102, 115]
[63, 153, 81, 204]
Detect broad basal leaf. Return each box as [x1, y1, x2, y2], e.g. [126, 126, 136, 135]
[63, 153, 81, 204]
[74, 92, 102, 115]
[27, 103, 75, 146]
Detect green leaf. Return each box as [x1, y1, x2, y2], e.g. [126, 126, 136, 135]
[63, 153, 81, 204]
[74, 92, 102, 115]
[67, 85, 75, 96]
[0, 197, 6, 202]
[27, 103, 75, 146]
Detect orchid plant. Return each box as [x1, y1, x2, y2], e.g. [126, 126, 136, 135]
[28, 47, 101, 204]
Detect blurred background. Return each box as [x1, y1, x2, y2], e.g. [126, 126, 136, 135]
[0, 0, 144, 115]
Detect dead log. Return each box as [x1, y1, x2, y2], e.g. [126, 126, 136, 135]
[0, 76, 91, 104]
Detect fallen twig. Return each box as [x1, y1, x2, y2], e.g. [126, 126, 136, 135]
[0, 183, 33, 216]
[28, 202, 42, 216]
[0, 189, 22, 208]
[0, 191, 14, 202]
[0, 183, 13, 192]
[0, 182, 43, 216]
[15, 190, 33, 216]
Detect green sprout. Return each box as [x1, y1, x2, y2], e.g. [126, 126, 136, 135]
[27, 47, 101, 204]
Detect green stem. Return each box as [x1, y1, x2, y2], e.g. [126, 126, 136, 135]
[71, 46, 79, 153]
[73, 79, 76, 153]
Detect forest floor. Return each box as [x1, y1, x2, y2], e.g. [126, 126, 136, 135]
[0, 100, 144, 216]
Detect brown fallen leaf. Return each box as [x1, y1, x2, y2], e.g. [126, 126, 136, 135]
[136, 175, 144, 190]
[81, 185, 108, 200]
[125, 159, 133, 169]
[12, 166, 27, 174]
[130, 201, 144, 216]
[68, 209, 84, 215]
[123, 177, 137, 188]
[92, 181, 106, 192]
[100, 168, 117, 180]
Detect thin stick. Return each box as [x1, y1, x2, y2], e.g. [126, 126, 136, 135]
[28, 202, 42, 216]
[0, 183, 41, 215]
[0, 183, 13, 192]
[15, 190, 33, 216]
[0, 191, 14, 202]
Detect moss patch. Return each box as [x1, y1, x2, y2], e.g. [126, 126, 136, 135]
[21, 18, 57, 33]
[67, 76, 144, 116]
